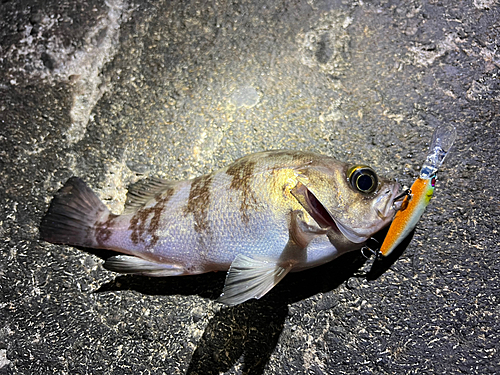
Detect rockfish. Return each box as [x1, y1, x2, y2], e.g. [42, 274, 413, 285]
[40, 150, 401, 305]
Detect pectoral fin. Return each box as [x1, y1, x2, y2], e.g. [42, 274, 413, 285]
[217, 210, 329, 306]
[217, 255, 292, 306]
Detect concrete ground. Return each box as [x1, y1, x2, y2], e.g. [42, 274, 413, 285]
[1, 0, 499, 373]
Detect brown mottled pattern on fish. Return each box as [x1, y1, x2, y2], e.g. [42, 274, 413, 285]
[129, 188, 175, 247]
[94, 214, 118, 245]
[226, 158, 258, 224]
[184, 174, 213, 233]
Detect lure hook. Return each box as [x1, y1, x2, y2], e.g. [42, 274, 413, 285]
[393, 188, 412, 202]
[361, 237, 381, 259]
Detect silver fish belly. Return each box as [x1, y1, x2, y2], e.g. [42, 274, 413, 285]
[40, 150, 401, 305]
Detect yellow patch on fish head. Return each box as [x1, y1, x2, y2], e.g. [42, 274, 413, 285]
[268, 167, 307, 211]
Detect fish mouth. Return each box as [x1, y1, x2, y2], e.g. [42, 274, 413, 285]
[291, 181, 404, 245]
[290, 182, 339, 231]
[290, 182, 367, 243]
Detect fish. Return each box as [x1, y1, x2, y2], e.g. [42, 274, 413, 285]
[380, 125, 457, 256]
[39, 150, 401, 305]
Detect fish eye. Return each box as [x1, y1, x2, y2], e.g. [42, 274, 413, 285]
[347, 166, 379, 194]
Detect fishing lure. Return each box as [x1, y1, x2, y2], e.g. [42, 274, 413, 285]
[379, 125, 457, 256]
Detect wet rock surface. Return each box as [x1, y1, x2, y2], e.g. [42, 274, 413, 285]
[1, 0, 499, 373]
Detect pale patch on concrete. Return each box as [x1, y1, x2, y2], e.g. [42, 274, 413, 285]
[97, 150, 139, 215]
[408, 34, 459, 67]
[384, 111, 405, 125]
[4, 15, 60, 82]
[298, 322, 330, 373]
[65, 0, 131, 144]
[318, 98, 344, 124]
[188, 115, 226, 171]
[4, 1, 131, 144]
[473, 0, 497, 9]
[229, 86, 261, 109]
[0, 348, 10, 369]
[297, 11, 352, 80]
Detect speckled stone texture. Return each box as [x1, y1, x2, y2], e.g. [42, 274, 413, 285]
[1, 0, 499, 373]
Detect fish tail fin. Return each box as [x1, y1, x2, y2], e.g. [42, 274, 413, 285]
[39, 177, 110, 248]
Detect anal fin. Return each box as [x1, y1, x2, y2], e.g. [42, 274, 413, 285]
[104, 255, 185, 277]
[217, 255, 292, 306]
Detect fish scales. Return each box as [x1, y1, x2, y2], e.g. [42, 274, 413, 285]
[88, 153, 300, 269]
[39, 150, 401, 305]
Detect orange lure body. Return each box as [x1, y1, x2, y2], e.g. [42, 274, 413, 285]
[379, 176, 436, 256]
[379, 124, 456, 257]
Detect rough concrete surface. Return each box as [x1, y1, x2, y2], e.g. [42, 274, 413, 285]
[1, 0, 499, 373]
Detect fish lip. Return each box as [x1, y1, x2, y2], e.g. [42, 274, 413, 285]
[376, 182, 402, 219]
[392, 200, 404, 212]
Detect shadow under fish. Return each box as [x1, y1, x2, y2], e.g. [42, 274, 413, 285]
[96, 250, 369, 375]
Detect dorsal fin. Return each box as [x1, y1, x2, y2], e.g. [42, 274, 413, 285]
[123, 177, 177, 214]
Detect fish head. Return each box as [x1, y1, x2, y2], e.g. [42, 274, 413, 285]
[291, 160, 401, 245]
